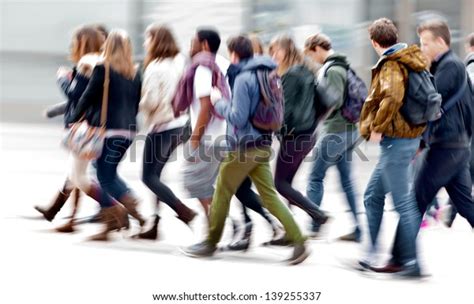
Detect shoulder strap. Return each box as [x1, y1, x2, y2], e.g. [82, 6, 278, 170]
[100, 62, 110, 128]
[441, 71, 468, 115]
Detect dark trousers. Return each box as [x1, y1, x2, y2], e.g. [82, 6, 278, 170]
[275, 134, 326, 222]
[415, 147, 474, 228]
[142, 127, 184, 212]
[96, 136, 133, 208]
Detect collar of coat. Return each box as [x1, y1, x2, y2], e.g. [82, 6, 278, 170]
[372, 43, 408, 70]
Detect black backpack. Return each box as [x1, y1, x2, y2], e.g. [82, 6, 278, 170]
[400, 68, 442, 125]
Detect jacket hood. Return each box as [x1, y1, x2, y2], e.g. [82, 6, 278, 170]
[325, 53, 349, 66]
[375, 44, 428, 72]
[242, 55, 277, 71]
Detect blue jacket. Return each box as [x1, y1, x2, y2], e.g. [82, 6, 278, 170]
[214, 56, 276, 150]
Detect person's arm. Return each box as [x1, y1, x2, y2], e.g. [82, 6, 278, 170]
[281, 72, 299, 128]
[433, 63, 462, 102]
[44, 101, 68, 118]
[190, 97, 213, 150]
[214, 76, 251, 129]
[371, 61, 406, 133]
[68, 65, 105, 124]
[325, 66, 347, 109]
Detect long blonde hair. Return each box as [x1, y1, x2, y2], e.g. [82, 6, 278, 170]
[102, 29, 136, 79]
[270, 35, 302, 75]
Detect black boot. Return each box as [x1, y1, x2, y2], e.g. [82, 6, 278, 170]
[225, 222, 252, 251]
[133, 215, 160, 240]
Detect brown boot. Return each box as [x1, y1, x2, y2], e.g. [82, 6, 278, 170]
[55, 188, 81, 233]
[88, 205, 128, 241]
[119, 194, 146, 227]
[35, 181, 74, 221]
[175, 201, 197, 225]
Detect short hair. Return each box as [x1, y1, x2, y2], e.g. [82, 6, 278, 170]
[227, 35, 254, 60]
[368, 18, 399, 48]
[304, 33, 332, 51]
[417, 20, 451, 46]
[197, 28, 221, 54]
[466, 32, 474, 47]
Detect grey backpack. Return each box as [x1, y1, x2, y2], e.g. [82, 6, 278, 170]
[400, 69, 442, 125]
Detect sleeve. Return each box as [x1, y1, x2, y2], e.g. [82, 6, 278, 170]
[69, 65, 105, 123]
[325, 66, 347, 109]
[139, 66, 166, 115]
[194, 66, 213, 98]
[45, 102, 67, 118]
[371, 62, 406, 133]
[281, 72, 299, 126]
[214, 75, 251, 129]
[434, 63, 463, 102]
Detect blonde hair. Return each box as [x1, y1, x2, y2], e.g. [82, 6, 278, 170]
[70, 25, 104, 63]
[270, 35, 302, 75]
[102, 29, 136, 79]
[248, 34, 264, 55]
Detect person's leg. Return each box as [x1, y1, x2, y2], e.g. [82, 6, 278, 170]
[249, 148, 306, 245]
[142, 128, 194, 220]
[236, 177, 274, 225]
[206, 151, 258, 246]
[275, 135, 327, 223]
[97, 137, 145, 225]
[383, 138, 421, 267]
[445, 149, 474, 227]
[363, 155, 389, 258]
[336, 131, 361, 239]
[97, 137, 132, 200]
[306, 134, 334, 207]
[35, 177, 75, 221]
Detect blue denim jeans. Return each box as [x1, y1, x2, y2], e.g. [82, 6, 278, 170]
[96, 136, 133, 208]
[364, 136, 421, 265]
[307, 130, 360, 233]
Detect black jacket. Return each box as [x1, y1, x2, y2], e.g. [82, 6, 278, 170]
[429, 50, 473, 148]
[69, 64, 141, 131]
[57, 68, 90, 127]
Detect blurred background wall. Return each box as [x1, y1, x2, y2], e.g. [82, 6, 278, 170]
[1, 0, 473, 123]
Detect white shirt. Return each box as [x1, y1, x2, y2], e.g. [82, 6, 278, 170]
[190, 54, 229, 147]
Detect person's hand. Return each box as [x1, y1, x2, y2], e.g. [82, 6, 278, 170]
[210, 87, 222, 105]
[369, 131, 382, 143]
[57, 66, 72, 80]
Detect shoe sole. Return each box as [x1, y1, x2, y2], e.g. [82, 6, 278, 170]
[287, 248, 311, 266]
[179, 247, 214, 259]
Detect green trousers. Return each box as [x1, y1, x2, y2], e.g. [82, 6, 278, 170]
[207, 146, 306, 246]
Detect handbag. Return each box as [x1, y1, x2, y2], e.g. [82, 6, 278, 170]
[62, 63, 110, 160]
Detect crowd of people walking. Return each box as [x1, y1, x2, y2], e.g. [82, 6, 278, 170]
[34, 17, 474, 274]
